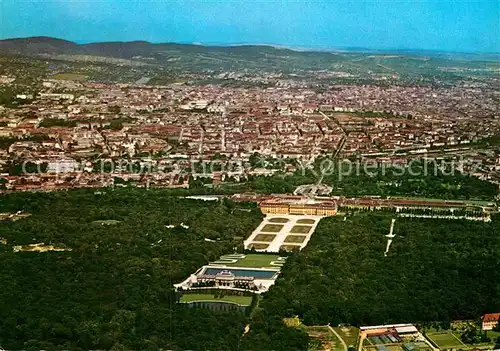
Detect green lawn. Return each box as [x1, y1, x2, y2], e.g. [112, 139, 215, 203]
[306, 326, 344, 351]
[427, 332, 466, 349]
[53, 73, 88, 81]
[290, 225, 312, 234]
[254, 234, 277, 242]
[284, 235, 307, 243]
[333, 326, 359, 347]
[214, 254, 283, 268]
[261, 224, 284, 232]
[268, 217, 290, 223]
[179, 293, 252, 306]
[486, 330, 500, 339]
[297, 218, 316, 224]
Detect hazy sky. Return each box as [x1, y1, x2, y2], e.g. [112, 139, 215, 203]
[1, 0, 499, 53]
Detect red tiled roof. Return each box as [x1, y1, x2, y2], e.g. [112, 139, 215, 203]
[482, 313, 500, 322]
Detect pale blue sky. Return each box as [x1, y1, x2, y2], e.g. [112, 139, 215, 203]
[1, 0, 499, 53]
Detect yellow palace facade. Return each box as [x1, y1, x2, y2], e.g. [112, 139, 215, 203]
[260, 198, 337, 216]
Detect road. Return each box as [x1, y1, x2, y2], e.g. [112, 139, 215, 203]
[319, 111, 347, 159]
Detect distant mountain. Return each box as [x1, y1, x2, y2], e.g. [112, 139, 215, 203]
[2, 36, 498, 60]
[0, 36, 84, 55]
[0, 36, 299, 58]
[0, 36, 498, 74]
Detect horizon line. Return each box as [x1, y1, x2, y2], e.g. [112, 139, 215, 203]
[1, 35, 500, 56]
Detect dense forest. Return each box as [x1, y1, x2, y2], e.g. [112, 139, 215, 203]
[0, 189, 269, 350]
[249, 214, 500, 329]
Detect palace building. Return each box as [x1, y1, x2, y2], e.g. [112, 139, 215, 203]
[482, 313, 500, 330]
[197, 270, 256, 289]
[259, 197, 337, 216]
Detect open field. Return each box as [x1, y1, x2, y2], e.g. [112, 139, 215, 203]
[423, 332, 466, 349]
[486, 330, 500, 339]
[284, 235, 307, 243]
[179, 293, 252, 306]
[424, 325, 500, 349]
[253, 234, 277, 242]
[333, 326, 359, 348]
[306, 326, 344, 351]
[290, 225, 312, 234]
[212, 254, 284, 268]
[52, 73, 88, 81]
[261, 224, 284, 232]
[268, 217, 290, 223]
